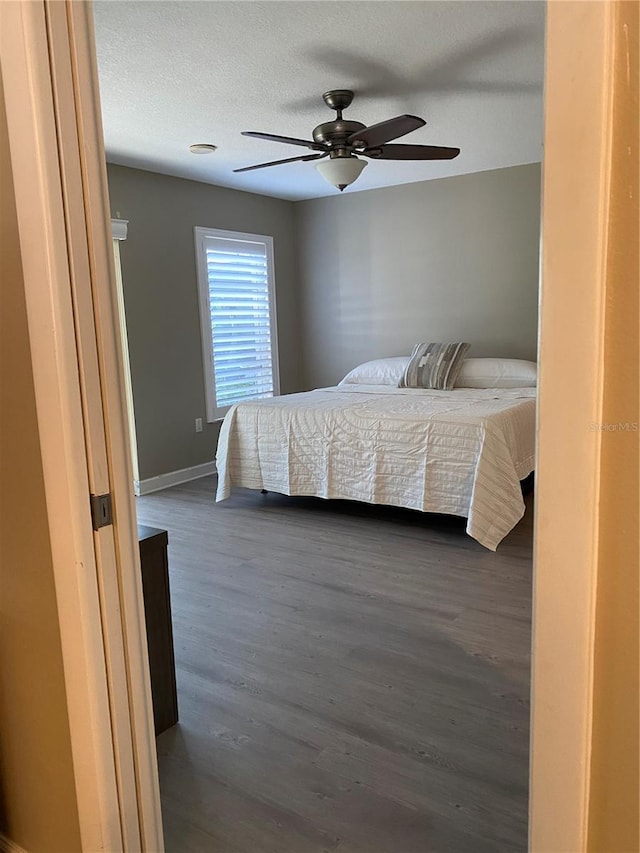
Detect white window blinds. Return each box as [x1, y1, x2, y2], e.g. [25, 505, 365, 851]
[195, 228, 279, 421]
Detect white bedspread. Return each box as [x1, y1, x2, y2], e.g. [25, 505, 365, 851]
[216, 385, 536, 550]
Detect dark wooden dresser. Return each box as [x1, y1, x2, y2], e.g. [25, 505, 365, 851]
[138, 524, 178, 735]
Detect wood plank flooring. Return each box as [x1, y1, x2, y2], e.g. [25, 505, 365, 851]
[136, 477, 533, 853]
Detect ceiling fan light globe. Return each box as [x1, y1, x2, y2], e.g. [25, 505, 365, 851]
[315, 156, 367, 191]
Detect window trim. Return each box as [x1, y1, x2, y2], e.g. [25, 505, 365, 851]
[194, 226, 280, 422]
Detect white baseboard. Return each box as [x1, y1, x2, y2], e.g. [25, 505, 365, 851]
[134, 461, 216, 496]
[0, 834, 28, 853]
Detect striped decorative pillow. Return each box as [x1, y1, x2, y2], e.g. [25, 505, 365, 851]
[399, 342, 470, 390]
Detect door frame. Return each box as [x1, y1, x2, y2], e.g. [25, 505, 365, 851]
[0, 0, 624, 850]
[530, 2, 619, 850]
[0, 1, 162, 849]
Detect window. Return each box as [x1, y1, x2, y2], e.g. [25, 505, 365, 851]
[195, 227, 280, 421]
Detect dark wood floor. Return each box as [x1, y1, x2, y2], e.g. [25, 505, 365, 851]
[136, 477, 533, 853]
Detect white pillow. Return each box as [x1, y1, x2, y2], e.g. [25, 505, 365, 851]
[339, 356, 410, 386]
[455, 358, 537, 388]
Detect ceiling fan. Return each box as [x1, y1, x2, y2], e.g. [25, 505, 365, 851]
[234, 89, 460, 191]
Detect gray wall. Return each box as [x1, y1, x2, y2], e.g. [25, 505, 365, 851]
[296, 163, 541, 389]
[107, 164, 300, 481]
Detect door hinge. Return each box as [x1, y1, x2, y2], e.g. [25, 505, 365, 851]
[90, 492, 113, 530]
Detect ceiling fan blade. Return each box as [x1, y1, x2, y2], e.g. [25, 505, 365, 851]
[347, 115, 426, 148]
[234, 153, 326, 174]
[365, 143, 460, 160]
[242, 131, 325, 151]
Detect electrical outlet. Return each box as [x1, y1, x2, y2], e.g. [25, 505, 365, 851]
[195, 417, 203, 433]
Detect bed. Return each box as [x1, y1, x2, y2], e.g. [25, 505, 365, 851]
[215, 372, 536, 551]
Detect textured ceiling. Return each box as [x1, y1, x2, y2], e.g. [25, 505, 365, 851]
[93, 1, 545, 201]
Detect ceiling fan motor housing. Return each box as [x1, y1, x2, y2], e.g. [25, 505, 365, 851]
[314, 89, 367, 152]
[312, 119, 366, 149]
